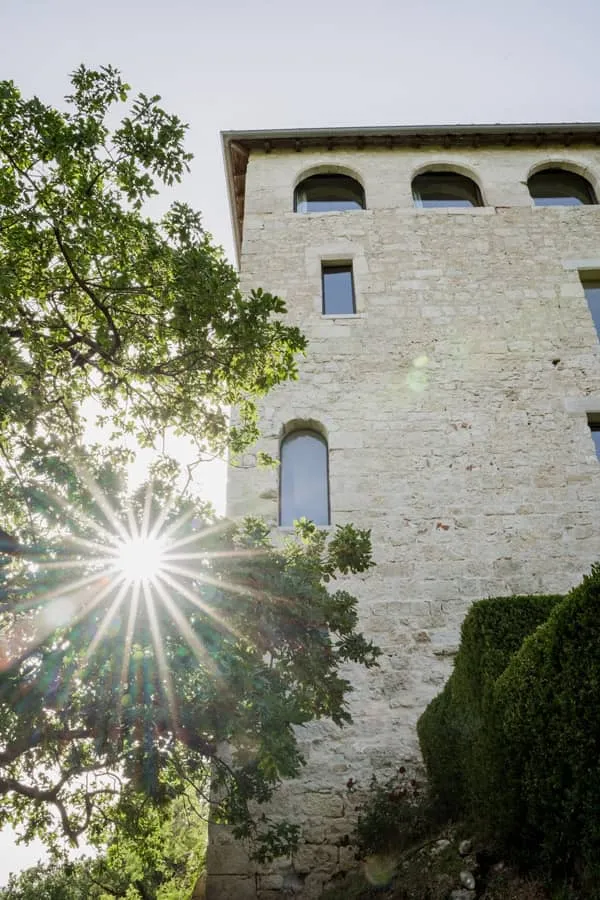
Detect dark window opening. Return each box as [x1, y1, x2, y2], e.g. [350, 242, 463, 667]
[322, 264, 355, 315]
[528, 169, 596, 206]
[279, 430, 330, 526]
[412, 171, 483, 208]
[581, 278, 600, 339]
[588, 416, 600, 459]
[294, 174, 365, 213]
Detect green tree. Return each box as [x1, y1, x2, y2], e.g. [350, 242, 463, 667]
[0, 67, 380, 871]
[0, 459, 378, 864]
[0, 860, 105, 900]
[0, 63, 305, 536]
[0, 793, 207, 899]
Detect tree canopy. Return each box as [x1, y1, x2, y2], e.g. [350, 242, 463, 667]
[0, 459, 378, 862]
[0, 792, 207, 899]
[0, 65, 379, 883]
[0, 63, 305, 537]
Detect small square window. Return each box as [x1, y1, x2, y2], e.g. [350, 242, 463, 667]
[580, 277, 600, 339]
[322, 264, 355, 315]
[587, 415, 600, 459]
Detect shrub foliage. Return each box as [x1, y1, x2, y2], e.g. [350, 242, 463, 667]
[496, 566, 600, 878]
[419, 568, 600, 887]
[417, 593, 561, 819]
[353, 769, 436, 859]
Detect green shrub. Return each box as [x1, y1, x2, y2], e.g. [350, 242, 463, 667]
[494, 566, 600, 882]
[354, 769, 437, 858]
[417, 687, 464, 815]
[418, 570, 600, 888]
[418, 593, 561, 819]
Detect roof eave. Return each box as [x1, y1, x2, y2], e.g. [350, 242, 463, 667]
[222, 122, 600, 263]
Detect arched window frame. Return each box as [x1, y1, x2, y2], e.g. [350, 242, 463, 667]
[293, 171, 366, 213]
[411, 168, 484, 208]
[527, 165, 597, 206]
[279, 427, 330, 527]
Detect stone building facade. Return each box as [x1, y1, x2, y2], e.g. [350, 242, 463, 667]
[207, 124, 600, 899]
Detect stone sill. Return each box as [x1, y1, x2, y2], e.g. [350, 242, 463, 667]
[289, 206, 496, 216]
[276, 525, 335, 533]
[562, 258, 600, 271]
[280, 205, 600, 221]
[320, 313, 366, 320]
[292, 210, 370, 217]
[564, 395, 600, 414]
[532, 205, 600, 212]
[412, 206, 495, 216]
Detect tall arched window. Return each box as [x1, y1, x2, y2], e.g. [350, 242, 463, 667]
[279, 430, 330, 526]
[412, 171, 483, 208]
[528, 168, 596, 206]
[294, 174, 365, 213]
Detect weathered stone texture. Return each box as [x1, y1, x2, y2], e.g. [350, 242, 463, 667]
[207, 141, 600, 897]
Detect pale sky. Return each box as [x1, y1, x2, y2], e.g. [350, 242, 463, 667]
[3, 0, 600, 260]
[1, 0, 600, 883]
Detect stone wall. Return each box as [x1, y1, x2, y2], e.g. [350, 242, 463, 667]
[206, 141, 600, 899]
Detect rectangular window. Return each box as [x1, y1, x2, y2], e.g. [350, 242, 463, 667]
[588, 415, 600, 460]
[579, 276, 600, 338]
[321, 263, 355, 315]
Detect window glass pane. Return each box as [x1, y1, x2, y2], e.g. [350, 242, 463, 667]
[583, 282, 600, 337]
[589, 425, 600, 459]
[280, 432, 329, 526]
[322, 265, 355, 315]
[528, 169, 595, 206]
[412, 172, 482, 208]
[295, 174, 364, 212]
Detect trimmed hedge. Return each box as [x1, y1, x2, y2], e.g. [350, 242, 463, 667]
[417, 593, 562, 819]
[495, 565, 600, 878]
[417, 683, 463, 816]
[419, 569, 600, 886]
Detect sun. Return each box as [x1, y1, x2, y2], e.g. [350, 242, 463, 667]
[115, 536, 167, 583]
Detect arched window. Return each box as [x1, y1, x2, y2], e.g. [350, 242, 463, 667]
[412, 171, 483, 208]
[294, 174, 365, 213]
[528, 168, 596, 206]
[279, 430, 330, 526]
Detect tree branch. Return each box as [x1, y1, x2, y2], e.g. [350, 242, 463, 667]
[0, 771, 121, 842]
[0, 728, 91, 766]
[52, 226, 121, 359]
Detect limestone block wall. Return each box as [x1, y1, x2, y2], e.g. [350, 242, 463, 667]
[206, 141, 600, 899]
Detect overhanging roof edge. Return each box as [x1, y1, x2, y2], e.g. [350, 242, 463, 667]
[221, 122, 600, 262]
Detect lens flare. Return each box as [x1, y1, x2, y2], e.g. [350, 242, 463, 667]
[116, 537, 166, 583]
[364, 854, 396, 886]
[2, 475, 252, 711]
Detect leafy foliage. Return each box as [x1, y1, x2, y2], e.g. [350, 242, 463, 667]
[0, 792, 207, 899]
[417, 593, 561, 819]
[418, 576, 600, 890]
[495, 566, 600, 882]
[0, 860, 105, 900]
[0, 457, 379, 862]
[0, 66, 379, 873]
[0, 64, 306, 539]
[352, 768, 437, 859]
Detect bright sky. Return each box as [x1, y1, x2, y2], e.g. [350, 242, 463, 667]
[1, 0, 600, 884]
